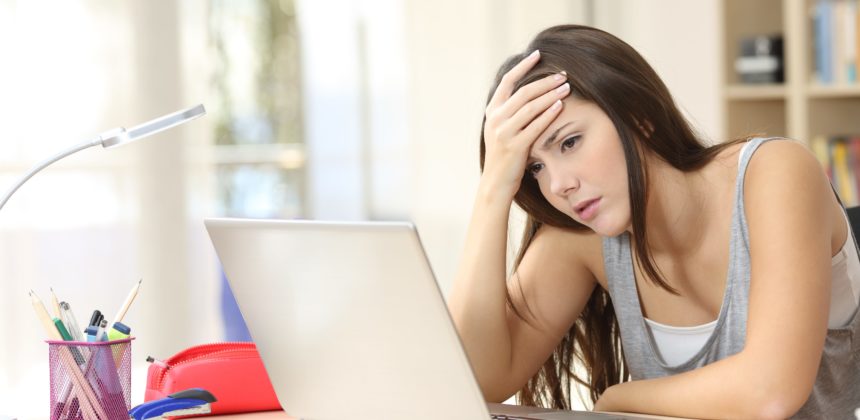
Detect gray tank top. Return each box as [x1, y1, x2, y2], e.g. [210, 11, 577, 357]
[602, 137, 860, 418]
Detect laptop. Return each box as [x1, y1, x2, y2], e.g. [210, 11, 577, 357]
[205, 218, 637, 420]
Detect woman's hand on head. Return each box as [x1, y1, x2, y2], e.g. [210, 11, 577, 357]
[481, 50, 570, 200]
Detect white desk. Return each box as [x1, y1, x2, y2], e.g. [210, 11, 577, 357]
[207, 404, 687, 419]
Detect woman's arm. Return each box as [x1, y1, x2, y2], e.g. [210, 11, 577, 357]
[448, 51, 595, 402]
[595, 140, 837, 419]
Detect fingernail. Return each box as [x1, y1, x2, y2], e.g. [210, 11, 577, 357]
[529, 50, 540, 60]
[551, 100, 562, 110]
[553, 73, 566, 81]
[556, 83, 570, 94]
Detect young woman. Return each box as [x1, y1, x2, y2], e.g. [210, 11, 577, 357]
[448, 25, 860, 419]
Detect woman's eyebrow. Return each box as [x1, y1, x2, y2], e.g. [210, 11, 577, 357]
[538, 121, 576, 151]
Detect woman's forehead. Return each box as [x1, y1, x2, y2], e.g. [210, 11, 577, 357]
[537, 98, 596, 138]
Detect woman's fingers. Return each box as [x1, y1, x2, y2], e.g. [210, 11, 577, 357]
[518, 99, 564, 144]
[494, 72, 567, 121]
[486, 50, 541, 112]
[480, 50, 570, 190]
[504, 82, 569, 136]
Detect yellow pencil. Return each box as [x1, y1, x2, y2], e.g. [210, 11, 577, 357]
[49, 287, 61, 319]
[30, 290, 60, 340]
[112, 278, 142, 325]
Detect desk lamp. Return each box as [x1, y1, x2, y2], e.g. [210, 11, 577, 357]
[0, 104, 206, 211]
[0, 104, 204, 419]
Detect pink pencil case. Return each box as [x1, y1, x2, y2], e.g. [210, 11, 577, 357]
[145, 342, 281, 416]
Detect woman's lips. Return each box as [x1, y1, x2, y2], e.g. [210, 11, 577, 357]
[576, 198, 601, 221]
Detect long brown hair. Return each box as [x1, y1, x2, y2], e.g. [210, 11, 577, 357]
[478, 25, 746, 409]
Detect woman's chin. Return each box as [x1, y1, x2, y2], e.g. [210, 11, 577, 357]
[588, 218, 628, 238]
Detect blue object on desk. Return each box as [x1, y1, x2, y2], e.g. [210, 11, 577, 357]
[128, 388, 216, 420]
[220, 269, 253, 341]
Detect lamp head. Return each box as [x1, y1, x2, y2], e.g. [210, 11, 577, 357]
[99, 104, 206, 149]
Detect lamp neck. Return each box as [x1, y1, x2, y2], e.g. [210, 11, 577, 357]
[0, 137, 102, 212]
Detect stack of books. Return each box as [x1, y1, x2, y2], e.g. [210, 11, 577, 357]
[812, 135, 860, 206]
[812, 0, 860, 85]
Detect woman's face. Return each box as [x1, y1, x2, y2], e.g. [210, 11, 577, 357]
[526, 97, 631, 236]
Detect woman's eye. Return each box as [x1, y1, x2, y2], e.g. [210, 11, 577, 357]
[560, 135, 581, 151]
[527, 163, 544, 177]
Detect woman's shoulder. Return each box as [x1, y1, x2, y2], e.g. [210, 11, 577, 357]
[740, 138, 839, 234]
[533, 223, 606, 287]
[706, 137, 819, 182]
[743, 137, 824, 183]
[726, 136, 815, 166]
[534, 223, 602, 250]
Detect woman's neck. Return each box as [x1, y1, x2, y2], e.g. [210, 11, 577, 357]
[637, 158, 718, 257]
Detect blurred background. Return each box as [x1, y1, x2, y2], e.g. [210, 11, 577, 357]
[3, 0, 858, 416]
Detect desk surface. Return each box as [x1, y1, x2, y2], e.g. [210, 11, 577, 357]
[208, 405, 686, 419]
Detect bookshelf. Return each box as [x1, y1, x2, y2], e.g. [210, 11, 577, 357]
[723, 0, 860, 204]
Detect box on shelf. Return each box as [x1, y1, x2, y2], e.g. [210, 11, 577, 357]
[735, 35, 784, 84]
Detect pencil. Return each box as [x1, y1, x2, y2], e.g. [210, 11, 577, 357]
[112, 278, 142, 325]
[30, 290, 60, 340]
[49, 287, 61, 319]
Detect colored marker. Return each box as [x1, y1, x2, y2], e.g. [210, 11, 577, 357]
[53, 318, 73, 341]
[106, 322, 131, 341]
[86, 326, 99, 342]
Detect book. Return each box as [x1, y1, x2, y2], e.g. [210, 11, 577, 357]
[856, 0, 860, 80]
[812, 135, 832, 180]
[844, 137, 859, 205]
[845, 0, 857, 83]
[835, 0, 847, 84]
[850, 138, 860, 205]
[816, 0, 835, 84]
[833, 138, 854, 204]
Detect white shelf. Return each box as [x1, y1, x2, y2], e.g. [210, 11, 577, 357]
[723, 0, 860, 142]
[807, 84, 860, 98]
[725, 84, 787, 100]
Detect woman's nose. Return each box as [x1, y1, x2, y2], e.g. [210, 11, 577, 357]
[548, 167, 579, 198]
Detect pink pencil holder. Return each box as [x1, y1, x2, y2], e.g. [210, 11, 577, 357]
[47, 338, 134, 420]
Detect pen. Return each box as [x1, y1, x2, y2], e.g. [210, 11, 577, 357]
[85, 326, 99, 342]
[87, 309, 103, 333]
[96, 319, 108, 342]
[49, 287, 61, 319]
[53, 317, 85, 365]
[59, 302, 84, 342]
[146, 356, 169, 369]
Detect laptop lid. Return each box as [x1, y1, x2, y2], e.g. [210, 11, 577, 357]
[204, 218, 491, 420]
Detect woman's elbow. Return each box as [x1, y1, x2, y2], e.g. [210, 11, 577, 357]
[737, 350, 816, 419]
[480, 380, 518, 404]
[754, 397, 803, 420]
[750, 382, 812, 419]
